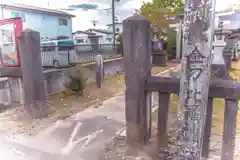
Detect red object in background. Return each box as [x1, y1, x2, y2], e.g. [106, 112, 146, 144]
[0, 17, 23, 67]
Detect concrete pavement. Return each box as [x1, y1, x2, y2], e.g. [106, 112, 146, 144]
[0, 66, 179, 160]
[0, 93, 125, 160]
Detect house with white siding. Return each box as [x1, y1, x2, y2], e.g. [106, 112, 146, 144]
[0, 3, 75, 41]
[73, 29, 115, 45]
[216, 9, 240, 30]
[107, 22, 123, 35]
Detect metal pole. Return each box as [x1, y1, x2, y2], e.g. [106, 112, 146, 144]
[177, 0, 215, 159]
[112, 0, 116, 52]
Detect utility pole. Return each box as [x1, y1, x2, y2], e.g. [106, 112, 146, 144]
[47, 0, 50, 8]
[112, 0, 116, 51]
[91, 18, 98, 28]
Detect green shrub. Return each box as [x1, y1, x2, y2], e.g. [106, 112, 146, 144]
[65, 68, 88, 95]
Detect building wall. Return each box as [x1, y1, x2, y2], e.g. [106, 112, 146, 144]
[99, 34, 113, 44]
[1, 7, 72, 40]
[89, 31, 113, 44]
[217, 10, 240, 29]
[73, 33, 90, 44]
[73, 32, 113, 45]
[107, 23, 123, 34]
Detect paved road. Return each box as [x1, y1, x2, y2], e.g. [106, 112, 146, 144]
[0, 66, 179, 160]
[0, 93, 125, 160]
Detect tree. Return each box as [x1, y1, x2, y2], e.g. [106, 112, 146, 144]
[140, 0, 184, 38]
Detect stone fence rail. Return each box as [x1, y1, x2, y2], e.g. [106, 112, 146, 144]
[0, 58, 123, 106]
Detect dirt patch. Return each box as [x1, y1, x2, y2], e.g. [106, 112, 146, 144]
[99, 94, 240, 160]
[100, 60, 240, 160]
[0, 73, 125, 137]
[100, 113, 179, 160]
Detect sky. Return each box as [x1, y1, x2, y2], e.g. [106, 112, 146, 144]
[7, 0, 239, 31]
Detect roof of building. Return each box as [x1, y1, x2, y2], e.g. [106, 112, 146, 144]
[72, 30, 96, 35]
[86, 28, 113, 34]
[0, 3, 75, 17]
[107, 22, 123, 26]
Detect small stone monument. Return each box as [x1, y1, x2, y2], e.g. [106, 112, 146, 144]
[152, 39, 167, 66]
[18, 29, 47, 118]
[95, 54, 104, 88]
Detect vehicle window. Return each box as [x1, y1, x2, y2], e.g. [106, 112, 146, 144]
[58, 45, 74, 51]
[41, 44, 56, 52]
[217, 35, 222, 40]
[76, 39, 84, 44]
[47, 46, 55, 52]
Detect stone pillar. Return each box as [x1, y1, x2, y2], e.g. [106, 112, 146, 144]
[123, 15, 152, 144]
[214, 37, 238, 160]
[211, 45, 228, 78]
[177, 0, 216, 159]
[176, 22, 182, 59]
[18, 29, 47, 118]
[95, 54, 104, 88]
[223, 38, 235, 70]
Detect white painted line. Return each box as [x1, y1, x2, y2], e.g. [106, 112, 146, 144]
[112, 64, 180, 137]
[12, 148, 26, 157]
[61, 129, 103, 155]
[152, 106, 158, 113]
[40, 64, 180, 144]
[155, 66, 179, 76]
[151, 65, 180, 113]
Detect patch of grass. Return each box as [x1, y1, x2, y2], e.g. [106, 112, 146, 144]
[152, 94, 179, 122]
[152, 95, 240, 136]
[65, 68, 88, 95]
[169, 94, 179, 113]
[211, 99, 225, 135]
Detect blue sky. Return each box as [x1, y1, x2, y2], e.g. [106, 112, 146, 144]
[8, 0, 238, 31]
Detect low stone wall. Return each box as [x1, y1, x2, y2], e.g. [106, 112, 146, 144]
[80, 58, 123, 83]
[70, 51, 121, 63]
[0, 58, 123, 105]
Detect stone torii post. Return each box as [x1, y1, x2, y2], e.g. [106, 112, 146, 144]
[177, 0, 216, 159]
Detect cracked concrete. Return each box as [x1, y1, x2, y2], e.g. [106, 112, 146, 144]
[0, 93, 125, 160]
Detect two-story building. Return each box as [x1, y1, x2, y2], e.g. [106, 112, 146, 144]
[216, 10, 240, 30]
[73, 29, 114, 45]
[0, 3, 75, 41]
[86, 29, 114, 44]
[107, 22, 123, 35]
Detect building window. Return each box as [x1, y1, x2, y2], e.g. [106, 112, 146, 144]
[217, 35, 222, 40]
[59, 18, 68, 26]
[76, 39, 84, 44]
[11, 12, 26, 22]
[106, 38, 112, 42]
[116, 28, 120, 33]
[41, 46, 55, 52]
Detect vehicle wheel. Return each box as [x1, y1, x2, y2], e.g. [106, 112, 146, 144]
[53, 60, 60, 67]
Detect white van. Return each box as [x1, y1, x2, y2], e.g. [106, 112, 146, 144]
[41, 40, 74, 67]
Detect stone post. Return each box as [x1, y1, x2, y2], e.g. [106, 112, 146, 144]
[176, 21, 182, 59]
[123, 15, 152, 144]
[95, 54, 104, 88]
[18, 29, 47, 118]
[177, 0, 215, 159]
[213, 34, 238, 160]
